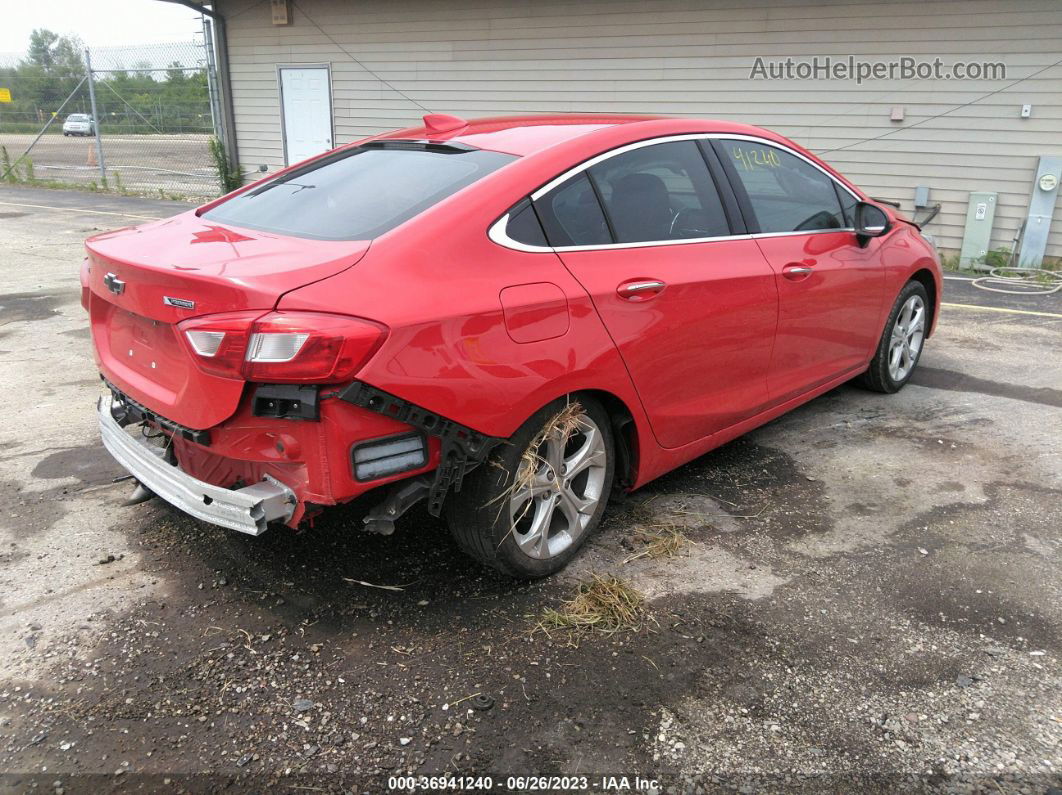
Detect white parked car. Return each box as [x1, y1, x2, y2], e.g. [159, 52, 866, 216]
[62, 114, 95, 136]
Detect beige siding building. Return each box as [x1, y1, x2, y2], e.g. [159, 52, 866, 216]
[216, 0, 1062, 259]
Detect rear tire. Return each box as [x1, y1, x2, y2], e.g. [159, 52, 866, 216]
[860, 280, 929, 393]
[445, 396, 614, 578]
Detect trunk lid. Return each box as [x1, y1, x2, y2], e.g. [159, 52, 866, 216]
[86, 211, 370, 429]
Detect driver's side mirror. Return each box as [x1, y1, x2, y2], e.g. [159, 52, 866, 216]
[854, 201, 890, 246]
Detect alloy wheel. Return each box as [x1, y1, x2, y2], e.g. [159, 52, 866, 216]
[508, 410, 608, 560]
[888, 294, 925, 382]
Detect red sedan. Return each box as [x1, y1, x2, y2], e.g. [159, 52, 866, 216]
[84, 114, 941, 577]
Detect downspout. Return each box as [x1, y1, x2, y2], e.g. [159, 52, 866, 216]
[157, 0, 240, 171]
[212, 10, 240, 171]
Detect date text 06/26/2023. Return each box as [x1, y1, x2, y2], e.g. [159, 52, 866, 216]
[387, 774, 661, 792]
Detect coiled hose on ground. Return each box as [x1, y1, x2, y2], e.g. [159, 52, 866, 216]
[971, 267, 1062, 296]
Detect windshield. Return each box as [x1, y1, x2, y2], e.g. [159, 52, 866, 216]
[203, 144, 516, 241]
[67, 114, 89, 121]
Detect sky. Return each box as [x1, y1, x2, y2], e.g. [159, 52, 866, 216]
[2, 0, 203, 53]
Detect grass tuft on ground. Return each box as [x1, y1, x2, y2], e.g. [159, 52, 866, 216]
[623, 523, 690, 563]
[535, 574, 647, 640]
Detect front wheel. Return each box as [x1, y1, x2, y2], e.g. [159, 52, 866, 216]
[860, 280, 929, 393]
[445, 396, 614, 578]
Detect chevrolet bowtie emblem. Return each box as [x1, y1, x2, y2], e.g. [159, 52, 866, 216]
[103, 272, 125, 295]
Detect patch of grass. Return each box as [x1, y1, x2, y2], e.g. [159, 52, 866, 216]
[982, 247, 1011, 269]
[157, 187, 191, 201]
[534, 574, 647, 639]
[0, 170, 197, 201]
[1, 146, 16, 183]
[210, 135, 242, 193]
[992, 267, 1062, 286]
[939, 251, 961, 272]
[623, 523, 690, 564]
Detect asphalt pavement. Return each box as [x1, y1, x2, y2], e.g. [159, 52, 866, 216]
[0, 185, 1058, 792]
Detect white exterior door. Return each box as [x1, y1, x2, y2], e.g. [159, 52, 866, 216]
[279, 66, 333, 165]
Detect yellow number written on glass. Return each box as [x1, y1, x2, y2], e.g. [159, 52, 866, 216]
[731, 146, 781, 171]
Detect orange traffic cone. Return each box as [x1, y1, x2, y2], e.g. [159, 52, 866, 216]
[86, 144, 96, 167]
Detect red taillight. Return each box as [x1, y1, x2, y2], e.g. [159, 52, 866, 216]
[177, 311, 387, 383]
[244, 312, 388, 382]
[178, 310, 261, 380]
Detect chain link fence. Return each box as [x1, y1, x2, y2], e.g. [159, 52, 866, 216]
[0, 37, 225, 199]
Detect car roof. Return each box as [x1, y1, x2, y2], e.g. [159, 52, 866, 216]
[374, 114, 776, 157]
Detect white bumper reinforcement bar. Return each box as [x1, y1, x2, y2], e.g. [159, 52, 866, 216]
[97, 397, 296, 535]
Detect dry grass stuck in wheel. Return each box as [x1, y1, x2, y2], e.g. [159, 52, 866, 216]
[492, 399, 585, 525]
[623, 523, 691, 564]
[534, 574, 647, 638]
[514, 399, 584, 490]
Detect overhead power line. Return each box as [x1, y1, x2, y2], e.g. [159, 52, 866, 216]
[289, 0, 431, 114]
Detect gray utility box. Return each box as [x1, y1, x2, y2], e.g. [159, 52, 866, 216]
[959, 192, 998, 270]
[1018, 155, 1062, 268]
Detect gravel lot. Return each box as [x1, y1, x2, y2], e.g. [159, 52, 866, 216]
[0, 185, 1059, 793]
[0, 133, 218, 198]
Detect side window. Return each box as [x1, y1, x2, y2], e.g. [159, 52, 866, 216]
[717, 140, 845, 233]
[504, 199, 548, 247]
[588, 141, 729, 243]
[534, 172, 612, 247]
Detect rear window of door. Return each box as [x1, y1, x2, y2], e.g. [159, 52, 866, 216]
[588, 140, 729, 243]
[716, 139, 847, 233]
[533, 139, 731, 247]
[203, 145, 515, 241]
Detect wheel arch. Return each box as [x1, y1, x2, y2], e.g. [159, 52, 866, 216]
[908, 267, 938, 336]
[568, 388, 640, 491]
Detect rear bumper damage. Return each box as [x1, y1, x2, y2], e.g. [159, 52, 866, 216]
[336, 381, 502, 520]
[97, 379, 504, 536]
[98, 396, 297, 535]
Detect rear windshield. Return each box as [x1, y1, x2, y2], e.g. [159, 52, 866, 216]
[203, 145, 516, 240]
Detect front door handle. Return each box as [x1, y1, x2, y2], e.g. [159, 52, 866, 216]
[782, 264, 814, 281]
[617, 279, 666, 301]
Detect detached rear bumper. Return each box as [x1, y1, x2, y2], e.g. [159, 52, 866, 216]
[97, 397, 296, 535]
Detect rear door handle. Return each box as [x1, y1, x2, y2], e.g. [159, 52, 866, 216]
[617, 279, 666, 301]
[782, 264, 814, 281]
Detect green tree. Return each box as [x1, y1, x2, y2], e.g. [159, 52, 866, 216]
[26, 30, 61, 69]
[2, 29, 210, 136]
[15, 29, 87, 121]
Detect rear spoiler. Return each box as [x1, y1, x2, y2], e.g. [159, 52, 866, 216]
[361, 139, 479, 154]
